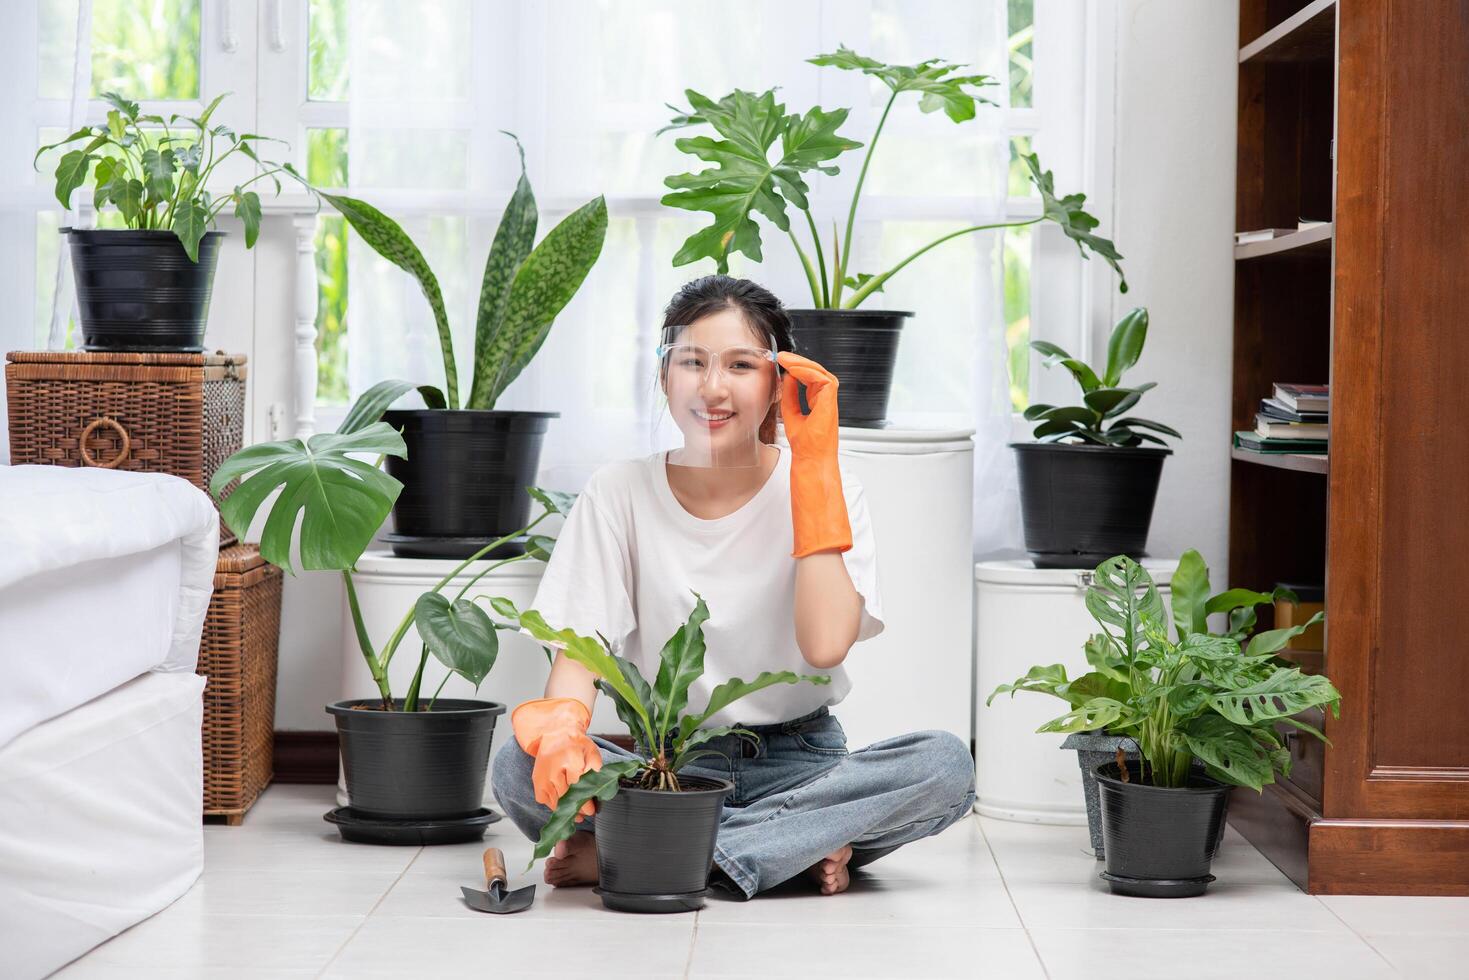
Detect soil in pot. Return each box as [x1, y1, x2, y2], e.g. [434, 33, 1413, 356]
[1094, 761, 1230, 898]
[382, 409, 558, 559]
[1012, 443, 1171, 569]
[65, 228, 225, 352]
[594, 775, 733, 913]
[788, 309, 911, 427]
[327, 698, 504, 823]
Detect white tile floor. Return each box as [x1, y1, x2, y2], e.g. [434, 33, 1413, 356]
[56, 784, 1469, 979]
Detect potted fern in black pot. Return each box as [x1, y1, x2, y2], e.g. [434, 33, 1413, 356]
[507, 595, 829, 913]
[990, 551, 1339, 897]
[661, 47, 1127, 427]
[305, 135, 607, 558]
[1012, 307, 1180, 568]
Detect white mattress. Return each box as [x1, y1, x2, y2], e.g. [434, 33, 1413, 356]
[0, 466, 218, 750]
[0, 669, 206, 980]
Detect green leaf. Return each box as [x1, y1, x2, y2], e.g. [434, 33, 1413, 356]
[841, 272, 884, 296]
[1245, 611, 1325, 659]
[91, 157, 118, 210]
[528, 759, 642, 869]
[1110, 416, 1182, 439]
[661, 88, 860, 272]
[469, 132, 538, 408]
[209, 423, 406, 573]
[319, 192, 458, 408]
[987, 663, 1069, 706]
[105, 110, 126, 141]
[486, 596, 521, 622]
[111, 178, 145, 224]
[336, 378, 448, 435]
[141, 147, 176, 203]
[471, 195, 608, 408]
[651, 594, 711, 742]
[517, 611, 656, 739]
[808, 46, 998, 122]
[1031, 340, 1102, 392]
[415, 593, 499, 688]
[171, 199, 210, 262]
[525, 534, 555, 561]
[1035, 405, 1100, 427]
[1182, 714, 1276, 790]
[1032, 418, 1084, 440]
[98, 91, 140, 120]
[671, 725, 758, 771]
[234, 188, 262, 248]
[1021, 403, 1055, 422]
[1022, 151, 1128, 293]
[1170, 549, 1212, 639]
[1083, 633, 1128, 681]
[1035, 697, 1129, 734]
[1208, 668, 1342, 727]
[1103, 307, 1149, 386]
[675, 670, 831, 736]
[174, 142, 203, 172]
[1206, 587, 1284, 616]
[54, 150, 95, 209]
[1084, 555, 1166, 659]
[526, 486, 576, 517]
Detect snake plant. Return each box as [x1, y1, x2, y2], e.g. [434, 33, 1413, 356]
[660, 46, 1127, 308]
[988, 551, 1340, 790]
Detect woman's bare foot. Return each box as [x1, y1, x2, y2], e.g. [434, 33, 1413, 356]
[805, 844, 854, 895]
[543, 830, 598, 887]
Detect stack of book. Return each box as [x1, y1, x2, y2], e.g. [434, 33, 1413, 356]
[1234, 383, 1329, 455]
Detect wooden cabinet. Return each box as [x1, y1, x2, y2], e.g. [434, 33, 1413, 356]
[1228, 0, 1469, 895]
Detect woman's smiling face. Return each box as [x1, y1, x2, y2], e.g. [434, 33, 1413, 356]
[661, 306, 780, 464]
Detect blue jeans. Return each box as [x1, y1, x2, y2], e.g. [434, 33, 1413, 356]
[490, 706, 977, 900]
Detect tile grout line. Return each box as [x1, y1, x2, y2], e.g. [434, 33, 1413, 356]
[314, 846, 423, 979]
[976, 815, 1052, 980]
[1313, 896, 1400, 975]
[683, 908, 700, 979]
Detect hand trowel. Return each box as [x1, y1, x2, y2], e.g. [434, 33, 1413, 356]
[460, 846, 536, 914]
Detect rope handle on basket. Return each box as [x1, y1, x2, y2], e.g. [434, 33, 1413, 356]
[78, 416, 131, 468]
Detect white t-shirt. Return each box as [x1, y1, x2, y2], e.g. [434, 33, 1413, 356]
[528, 445, 884, 729]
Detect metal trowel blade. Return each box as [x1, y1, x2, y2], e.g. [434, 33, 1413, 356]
[460, 881, 536, 914]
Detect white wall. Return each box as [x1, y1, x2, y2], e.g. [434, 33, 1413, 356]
[1095, 0, 1238, 583]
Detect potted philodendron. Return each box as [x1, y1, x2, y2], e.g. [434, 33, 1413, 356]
[35, 91, 289, 351]
[305, 135, 608, 558]
[1013, 307, 1180, 568]
[989, 551, 1340, 897]
[210, 391, 576, 844]
[499, 594, 829, 913]
[660, 46, 1127, 425]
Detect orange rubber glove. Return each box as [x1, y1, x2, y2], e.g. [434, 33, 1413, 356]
[511, 697, 603, 823]
[777, 351, 852, 557]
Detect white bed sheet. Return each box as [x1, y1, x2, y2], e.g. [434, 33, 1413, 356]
[0, 669, 206, 980]
[0, 466, 218, 750]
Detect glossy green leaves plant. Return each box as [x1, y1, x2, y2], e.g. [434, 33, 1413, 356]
[35, 91, 288, 260]
[308, 134, 607, 411]
[988, 550, 1341, 790]
[505, 593, 831, 867]
[662, 46, 1127, 308]
[1021, 307, 1180, 447]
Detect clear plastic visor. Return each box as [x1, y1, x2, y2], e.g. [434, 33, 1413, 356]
[655, 324, 780, 470]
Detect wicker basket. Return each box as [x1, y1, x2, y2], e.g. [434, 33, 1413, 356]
[200, 543, 283, 823]
[5, 350, 247, 546]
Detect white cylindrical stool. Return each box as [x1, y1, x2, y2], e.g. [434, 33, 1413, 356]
[335, 551, 624, 809]
[973, 558, 1178, 824]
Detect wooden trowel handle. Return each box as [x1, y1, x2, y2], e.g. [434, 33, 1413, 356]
[483, 847, 507, 887]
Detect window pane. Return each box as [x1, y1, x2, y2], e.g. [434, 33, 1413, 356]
[315, 216, 349, 406]
[1008, 134, 1035, 197]
[1003, 225, 1032, 412]
[1008, 0, 1034, 109]
[39, 0, 202, 100]
[309, 0, 349, 100]
[307, 128, 349, 187]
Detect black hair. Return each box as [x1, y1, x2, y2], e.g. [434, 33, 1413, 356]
[661, 274, 794, 355]
[659, 275, 791, 443]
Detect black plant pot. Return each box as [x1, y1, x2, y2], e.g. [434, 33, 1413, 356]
[1012, 442, 1171, 569]
[327, 698, 505, 821]
[382, 409, 558, 559]
[1094, 761, 1230, 898]
[595, 776, 733, 913]
[64, 228, 224, 352]
[788, 308, 912, 427]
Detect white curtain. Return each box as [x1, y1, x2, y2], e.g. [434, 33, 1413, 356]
[344, 0, 1023, 555]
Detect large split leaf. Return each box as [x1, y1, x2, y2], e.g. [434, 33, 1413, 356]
[1022, 151, 1128, 293]
[1084, 555, 1166, 660]
[208, 422, 406, 572]
[808, 45, 997, 121]
[1182, 713, 1276, 790]
[1208, 668, 1341, 726]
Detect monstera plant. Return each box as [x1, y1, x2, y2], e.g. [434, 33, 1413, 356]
[660, 46, 1126, 427]
[303, 133, 608, 558]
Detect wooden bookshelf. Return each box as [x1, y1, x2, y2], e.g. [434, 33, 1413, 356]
[1228, 0, 1469, 896]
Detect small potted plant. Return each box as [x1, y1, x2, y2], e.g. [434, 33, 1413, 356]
[660, 46, 1127, 425]
[502, 594, 829, 913]
[35, 92, 290, 351]
[990, 550, 1340, 897]
[1011, 307, 1180, 567]
[301, 134, 607, 558]
[210, 391, 575, 843]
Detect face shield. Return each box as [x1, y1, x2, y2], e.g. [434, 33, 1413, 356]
[655, 322, 782, 470]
